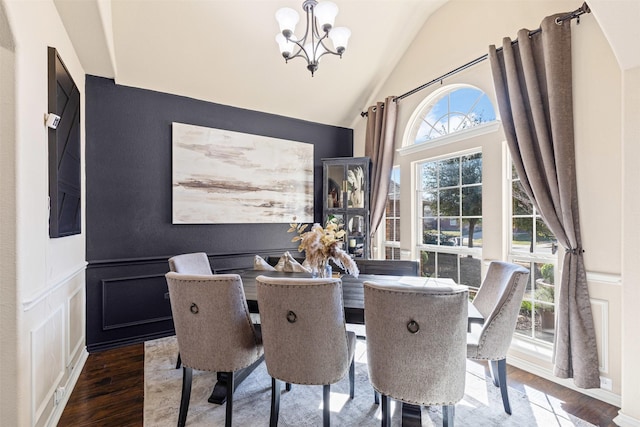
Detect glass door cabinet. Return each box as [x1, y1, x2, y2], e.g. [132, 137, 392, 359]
[322, 157, 370, 259]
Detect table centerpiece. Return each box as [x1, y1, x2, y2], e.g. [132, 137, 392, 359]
[289, 218, 359, 278]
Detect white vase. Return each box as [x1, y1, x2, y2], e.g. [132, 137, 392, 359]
[351, 190, 364, 208]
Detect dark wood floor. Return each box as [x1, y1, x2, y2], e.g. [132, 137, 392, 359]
[58, 342, 620, 426]
[58, 344, 144, 427]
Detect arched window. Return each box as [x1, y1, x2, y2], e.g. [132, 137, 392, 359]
[407, 85, 496, 145]
[386, 84, 498, 293]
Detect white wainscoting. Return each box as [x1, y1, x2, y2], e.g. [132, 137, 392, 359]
[590, 298, 609, 374]
[24, 266, 87, 427]
[31, 307, 65, 425]
[67, 286, 84, 366]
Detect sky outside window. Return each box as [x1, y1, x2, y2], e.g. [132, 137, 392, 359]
[415, 87, 496, 144]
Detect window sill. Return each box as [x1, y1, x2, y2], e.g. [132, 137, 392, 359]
[509, 335, 554, 362]
[398, 121, 501, 157]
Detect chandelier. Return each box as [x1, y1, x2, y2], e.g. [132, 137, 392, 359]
[275, 0, 351, 76]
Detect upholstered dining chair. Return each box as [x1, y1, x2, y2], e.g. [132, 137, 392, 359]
[467, 261, 530, 415]
[168, 252, 213, 275]
[165, 272, 264, 427]
[168, 252, 213, 369]
[363, 281, 469, 427]
[255, 275, 356, 427]
[348, 259, 421, 341]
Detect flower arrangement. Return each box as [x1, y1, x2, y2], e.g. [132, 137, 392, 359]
[288, 218, 359, 278]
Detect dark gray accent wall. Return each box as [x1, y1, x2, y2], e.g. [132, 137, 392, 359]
[85, 75, 353, 351]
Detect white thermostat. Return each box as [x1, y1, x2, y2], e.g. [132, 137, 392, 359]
[45, 113, 61, 129]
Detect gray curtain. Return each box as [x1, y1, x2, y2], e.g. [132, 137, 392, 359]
[489, 14, 600, 388]
[364, 96, 397, 246]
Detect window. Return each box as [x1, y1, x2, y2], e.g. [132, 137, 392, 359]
[510, 164, 558, 344]
[409, 86, 496, 145]
[390, 81, 555, 360]
[396, 85, 495, 290]
[383, 167, 401, 260]
[417, 152, 483, 292]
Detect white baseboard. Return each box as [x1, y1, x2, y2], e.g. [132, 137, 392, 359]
[614, 411, 640, 427]
[507, 353, 621, 408]
[46, 348, 89, 427]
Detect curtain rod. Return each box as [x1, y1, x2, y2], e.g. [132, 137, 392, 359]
[360, 2, 590, 117]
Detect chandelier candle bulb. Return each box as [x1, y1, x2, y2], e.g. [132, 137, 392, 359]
[314, 1, 338, 31]
[329, 27, 351, 53]
[275, 34, 295, 58]
[275, 7, 299, 37]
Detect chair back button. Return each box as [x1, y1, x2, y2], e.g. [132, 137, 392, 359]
[287, 310, 297, 323]
[190, 303, 199, 314]
[407, 320, 420, 334]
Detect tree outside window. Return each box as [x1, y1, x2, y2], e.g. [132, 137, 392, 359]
[417, 152, 482, 294]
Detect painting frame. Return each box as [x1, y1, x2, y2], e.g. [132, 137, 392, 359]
[172, 122, 314, 224]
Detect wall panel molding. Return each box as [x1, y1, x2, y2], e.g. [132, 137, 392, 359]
[87, 248, 296, 267]
[67, 285, 84, 365]
[101, 274, 171, 330]
[31, 306, 64, 425]
[590, 297, 610, 374]
[586, 271, 621, 285]
[22, 262, 86, 311]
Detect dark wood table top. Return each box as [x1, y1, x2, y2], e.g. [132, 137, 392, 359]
[236, 269, 484, 326]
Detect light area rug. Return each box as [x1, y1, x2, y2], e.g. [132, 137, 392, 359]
[144, 336, 595, 427]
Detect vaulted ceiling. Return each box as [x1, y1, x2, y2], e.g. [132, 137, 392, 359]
[54, 0, 447, 128]
[54, 1, 639, 129]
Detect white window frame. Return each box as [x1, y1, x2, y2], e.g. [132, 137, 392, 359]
[382, 166, 401, 260]
[507, 158, 558, 350]
[415, 149, 484, 288]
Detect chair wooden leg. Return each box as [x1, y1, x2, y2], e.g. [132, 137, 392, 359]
[381, 394, 391, 427]
[177, 367, 192, 427]
[270, 378, 281, 427]
[491, 358, 511, 415]
[323, 384, 331, 427]
[443, 404, 455, 427]
[285, 382, 292, 391]
[349, 359, 355, 399]
[374, 390, 379, 405]
[487, 359, 499, 387]
[176, 352, 182, 369]
[225, 371, 234, 427]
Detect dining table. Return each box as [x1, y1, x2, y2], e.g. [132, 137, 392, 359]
[208, 269, 484, 426]
[239, 269, 484, 326]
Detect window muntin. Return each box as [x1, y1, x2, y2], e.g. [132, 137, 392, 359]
[417, 152, 483, 292]
[412, 86, 496, 144]
[384, 167, 401, 260]
[511, 167, 557, 255]
[419, 153, 483, 249]
[420, 250, 483, 293]
[510, 165, 558, 345]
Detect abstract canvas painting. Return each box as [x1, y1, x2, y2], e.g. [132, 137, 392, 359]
[172, 122, 314, 224]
